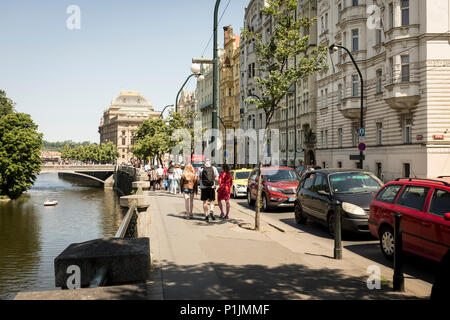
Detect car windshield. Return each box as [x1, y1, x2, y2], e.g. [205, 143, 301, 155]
[329, 173, 383, 194]
[235, 171, 250, 180]
[264, 170, 299, 182]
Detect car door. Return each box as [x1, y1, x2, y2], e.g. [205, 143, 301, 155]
[309, 173, 327, 220]
[298, 172, 316, 216]
[421, 188, 450, 261]
[394, 185, 431, 256]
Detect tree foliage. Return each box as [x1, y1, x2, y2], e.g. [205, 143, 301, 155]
[60, 141, 119, 164]
[42, 140, 91, 152]
[132, 111, 192, 164]
[0, 90, 15, 117]
[243, 0, 328, 230]
[0, 112, 43, 199]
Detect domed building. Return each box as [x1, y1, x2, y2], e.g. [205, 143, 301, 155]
[98, 91, 160, 164]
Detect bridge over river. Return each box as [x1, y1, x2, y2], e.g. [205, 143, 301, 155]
[40, 165, 116, 187]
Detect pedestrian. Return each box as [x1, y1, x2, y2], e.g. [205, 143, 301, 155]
[149, 165, 158, 191]
[163, 164, 169, 190]
[180, 164, 198, 219]
[197, 158, 219, 222]
[217, 164, 233, 219]
[167, 161, 175, 193]
[172, 164, 183, 194]
[157, 165, 164, 190]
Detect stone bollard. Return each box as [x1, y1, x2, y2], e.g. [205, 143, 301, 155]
[54, 237, 150, 289]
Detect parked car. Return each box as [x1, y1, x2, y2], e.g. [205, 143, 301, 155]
[369, 178, 450, 262]
[231, 169, 252, 198]
[295, 169, 384, 235]
[296, 165, 321, 177]
[247, 167, 301, 211]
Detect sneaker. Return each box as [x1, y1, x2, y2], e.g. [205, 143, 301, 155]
[210, 211, 216, 221]
[205, 216, 209, 222]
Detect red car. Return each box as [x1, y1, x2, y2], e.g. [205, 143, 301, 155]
[369, 178, 450, 262]
[247, 166, 300, 211]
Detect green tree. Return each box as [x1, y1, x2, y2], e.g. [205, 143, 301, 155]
[0, 90, 15, 117]
[243, 0, 328, 230]
[132, 117, 170, 165]
[0, 113, 43, 199]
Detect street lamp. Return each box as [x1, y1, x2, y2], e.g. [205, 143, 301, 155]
[159, 104, 174, 118]
[175, 64, 204, 113]
[329, 44, 365, 170]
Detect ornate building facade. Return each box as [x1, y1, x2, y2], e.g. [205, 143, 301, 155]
[98, 91, 159, 164]
[315, 0, 450, 180]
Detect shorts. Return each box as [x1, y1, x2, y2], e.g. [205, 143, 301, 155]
[200, 188, 216, 201]
[182, 189, 194, 194]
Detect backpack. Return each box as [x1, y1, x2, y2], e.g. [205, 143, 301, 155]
[201, 166, 215, 187]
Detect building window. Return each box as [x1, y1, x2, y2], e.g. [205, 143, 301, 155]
[352, 123, 359, 147]
[338, 3, 342, 21]
[338, 161, 342, 168]
[376, 28, 382, 45]
[352, 29, 359, 52]
[325, 130, 328, 149]
[228, 88, 232, 96]
[376, 163, 383, 179]
[321, 130, 324, 148]
[401, 0, 410, 26]
[325, 13, 328, 31]
[352, 0, 358, 6]
[376, 69, 383, 93]
[376, 122, 383, 145]
[338, 84, 343, 102]
[389, 57, 394, 84]
[289, 131, 294, 149]
[338, 128, 343, 147]
[401, 55, 410, 82]
[122, 138, 126, 145]
[389, 3, 394, 29]
[404, 118, 412, 144]
[297, 130, 303, 149]
[352, 75, 359, 97]
[403, 163, 411, 178]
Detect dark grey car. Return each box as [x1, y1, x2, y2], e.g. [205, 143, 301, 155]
[295, 169, 384, 235]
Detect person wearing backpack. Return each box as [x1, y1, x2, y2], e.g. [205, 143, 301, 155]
[196, 158, 219, 222]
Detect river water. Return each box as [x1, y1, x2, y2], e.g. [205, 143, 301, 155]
[0, 173, 123, 300]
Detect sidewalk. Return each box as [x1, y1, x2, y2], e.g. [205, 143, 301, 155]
[146, 191, 432, 300]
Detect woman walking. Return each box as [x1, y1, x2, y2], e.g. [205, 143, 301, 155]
[217, 164, 233, 219]
[180, 164, 198, 219]
[171, 164, 183, 194]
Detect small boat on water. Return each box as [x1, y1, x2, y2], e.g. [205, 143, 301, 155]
[44, 200, 58, 206]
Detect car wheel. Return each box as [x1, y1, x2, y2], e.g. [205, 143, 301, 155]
[379, 225, 395, 260]
[247, 190, 255, 206]
[262, 193, 270, 212]
[294, 201, 307, 224]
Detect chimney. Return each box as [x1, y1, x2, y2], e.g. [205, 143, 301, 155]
[223, 25, 233, 44]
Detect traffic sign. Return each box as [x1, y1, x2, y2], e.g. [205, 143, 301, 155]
[350, 155, 365, 161]
[359, 128, 366, 137]
[358, 143, 366, 152]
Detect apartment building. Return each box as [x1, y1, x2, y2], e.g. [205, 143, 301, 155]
[315, 0, 450, 180]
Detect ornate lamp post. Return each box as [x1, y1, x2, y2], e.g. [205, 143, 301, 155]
[330, 44, 364, 169]
[175, 64, 204, 113]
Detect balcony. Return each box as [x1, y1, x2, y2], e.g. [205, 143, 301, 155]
[384, 71, 420, 113]
[338, 96, 365, 120]
[337, 5, 366, 27]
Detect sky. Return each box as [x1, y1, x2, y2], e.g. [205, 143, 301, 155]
[0, 0, 245, 142]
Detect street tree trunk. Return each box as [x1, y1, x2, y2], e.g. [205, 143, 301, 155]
[254, 127, 269, 231]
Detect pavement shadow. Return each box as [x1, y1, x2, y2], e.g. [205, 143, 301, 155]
[344, 242, 438, 285]
[167, 212, 246, 228]
[158, 260, 424, 300]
